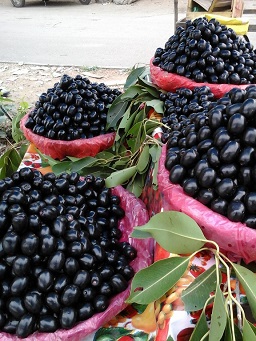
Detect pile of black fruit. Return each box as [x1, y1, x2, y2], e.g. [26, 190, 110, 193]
[159, 86, 215, 144]
[153, 17, 256, 84]
[0, 168, 137, 338]
[164, 85, 256, 227]
[25, 74, 122, 140]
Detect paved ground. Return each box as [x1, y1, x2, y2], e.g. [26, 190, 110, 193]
[0, 0, 181, 68]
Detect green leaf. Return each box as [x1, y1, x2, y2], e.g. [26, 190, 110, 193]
[146, 99, 164, 114]
[136, 145, 150, 174]
[124, 109, 140, 134]
[182, 265, 217, 311]
[150, 144, 162, 189]
[126, 256, 190, 304]
[144, 119, 161, 135]
[70, 157, 98, 173]
[51, 161, 73, 175]
[243, 319, 256, 340]
[136, 94, 155, 103]
[106, 100, 128, 130]
[133, 109, 146, 126]
[124, 66, 148, 90]
[189, 311, 209, 341]
[120, 85, 143, 99]
[105, 166, 137, 188]
[208, 286, 226, 341]
[127, 121, 144, 153]
[126, 172, 147, 198]
[95, 150, 115, 160]
[131, 211, 207, 254]
[232, 263, 256, 320]
[137, 77, 161, 97]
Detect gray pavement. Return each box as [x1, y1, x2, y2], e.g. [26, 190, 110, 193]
[0, 0, 176, 68]
[0, 0, 256, 68]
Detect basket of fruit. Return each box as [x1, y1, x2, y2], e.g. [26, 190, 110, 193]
[157, 83, 256, 263]
[0, 168, 152, 339]
[150, 17, 256, 98]
[20, 74, 121, 160]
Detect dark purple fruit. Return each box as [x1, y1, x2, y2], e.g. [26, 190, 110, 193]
[60, 307, 77, 329]
[78, 302, 94, 321]
[16, 313, 35, 338]
[38, 315, 59, 332]
[244, 192, 256, 214]
[110, 274, 128, 293]
[227, 114, 246, 135]
[219, 141, 240, 163]
[2, 231, 20, 255]
[45, 292, 61, 313]
[169, 165, 186, 184]
[47, 251, 65, 272]
[37, 270, 54, 292]
[210, 198, 228, 215]
[227, 201, 245, 222]
[24, 291, 42, 314]
[215, 178, 236, 199]
[54, 274, 70, 293]
[10, 276, 29, 295]
[93, 294, 109, 312]
[8, 297, 26, 319]
[198, 168, 216, 188]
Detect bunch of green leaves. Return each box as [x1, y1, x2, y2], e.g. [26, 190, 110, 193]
[40, 66, 164, 197]
[0, 99, 29, 178]
[127, 211, 256, 341]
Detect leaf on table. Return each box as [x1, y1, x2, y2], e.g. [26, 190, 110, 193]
[208, 286, 226, 341]
[182, 265, 217, 311]
[243, 319, 256, 340]
[124, 66, 148, 90]
[126, 256, 190, 304]
[232, 263, 256, 320]
[105, 166, 137, 188]
[131, 211, 207, 254]
[189, 311, 209, 341]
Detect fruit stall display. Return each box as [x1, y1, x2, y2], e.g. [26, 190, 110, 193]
[0, 168, 151, 339]
[150, 17, 256, 97]
[2, 14, 256, 341]
[20, 75, 121, 159]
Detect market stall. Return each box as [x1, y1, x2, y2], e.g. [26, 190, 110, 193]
[1, 13, 256, 341]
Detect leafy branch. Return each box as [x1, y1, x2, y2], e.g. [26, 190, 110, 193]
[127, 211, 256, 340]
